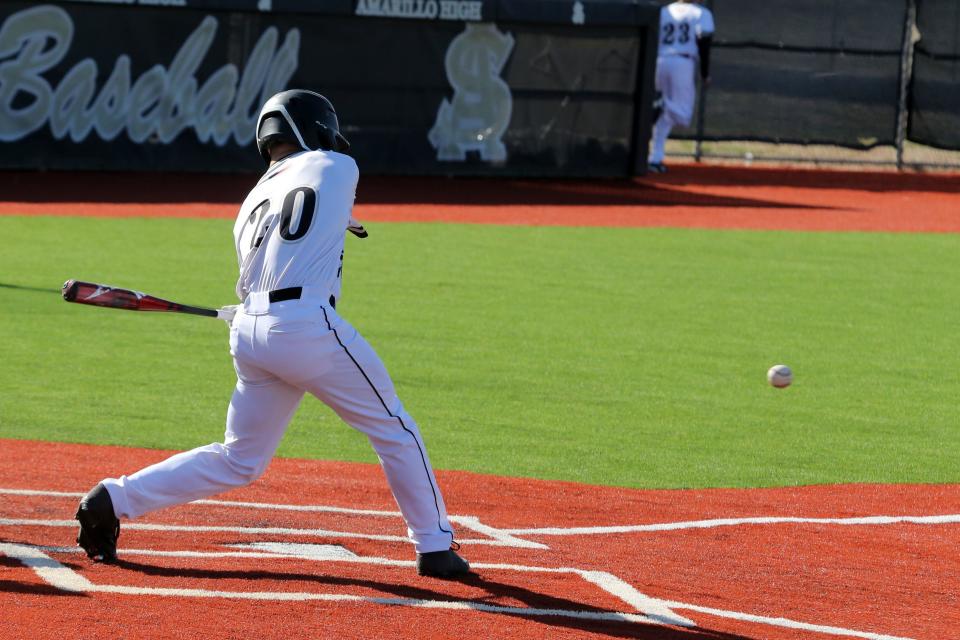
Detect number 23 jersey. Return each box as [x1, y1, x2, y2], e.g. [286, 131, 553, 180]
[232, 150, 359, 303]
[658, 2, 715, 58]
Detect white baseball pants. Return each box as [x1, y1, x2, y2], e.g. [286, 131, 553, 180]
[102, 294, 456, 553]
[649, 54, 697, 164]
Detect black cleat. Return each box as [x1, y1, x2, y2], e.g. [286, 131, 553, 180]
[416, 548, 470, 579]
[75, 483, 120, 563]
[648, 162, 668, 174]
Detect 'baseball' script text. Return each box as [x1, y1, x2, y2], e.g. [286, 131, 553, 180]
[0, 5, 300, 145]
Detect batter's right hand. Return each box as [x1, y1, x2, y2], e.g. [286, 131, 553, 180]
[347, 217, 368, 238]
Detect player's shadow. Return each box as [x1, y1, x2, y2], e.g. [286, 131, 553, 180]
[0, 578, 88, 597]
[112, 559, 752, 639]
[0, 556, 87, 598]
[450, 574, 754, 639]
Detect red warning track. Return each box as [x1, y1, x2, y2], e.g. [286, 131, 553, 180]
[1, 164, 958, 232]
[1, 439, 958, 640]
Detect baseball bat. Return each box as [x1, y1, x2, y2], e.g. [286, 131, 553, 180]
[62, 279, 228, 320]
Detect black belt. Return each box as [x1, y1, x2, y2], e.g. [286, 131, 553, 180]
[267, 287, 336, 309]
[268, 287, 301, 303]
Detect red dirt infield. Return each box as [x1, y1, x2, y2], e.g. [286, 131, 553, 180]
[1, 439, 958, 640]
[2, 166, 958, 638]
[1, 164, 958, 232]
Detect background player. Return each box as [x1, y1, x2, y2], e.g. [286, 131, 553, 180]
[74, 89, 470, 580]
[648, 0, 715, 173]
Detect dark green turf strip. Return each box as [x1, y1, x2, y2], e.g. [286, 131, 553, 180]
[1, 216, 958, 488]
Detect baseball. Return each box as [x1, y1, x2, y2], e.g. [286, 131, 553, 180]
[767, 364, 793, 388]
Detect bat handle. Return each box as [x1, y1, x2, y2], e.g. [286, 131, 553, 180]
[215, 306, 238, 323]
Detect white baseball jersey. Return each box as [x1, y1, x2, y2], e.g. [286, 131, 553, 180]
[658, 2, 714, 58]
[103, 146, 458, 555]
[233, 149, 358, 303]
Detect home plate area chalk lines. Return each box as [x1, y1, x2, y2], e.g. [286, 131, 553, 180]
[2, 487, 955, 640]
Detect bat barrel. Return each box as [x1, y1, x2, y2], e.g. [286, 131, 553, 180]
[61, 278, 220, 319]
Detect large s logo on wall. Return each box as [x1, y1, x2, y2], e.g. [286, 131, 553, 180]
[0, 5, 300, 145]
[428, 23, 514, 163]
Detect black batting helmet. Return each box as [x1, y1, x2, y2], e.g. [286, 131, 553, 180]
[255, 89, 351, 163]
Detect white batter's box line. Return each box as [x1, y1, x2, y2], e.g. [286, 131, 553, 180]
[658, 599, 916, 640]
[0, 517, 529, 548]
[0, 543, 693, 628]
[0, 487, 402, 516]
[501, 513, 960, 536]
[4, 486, 957, 543]
[0, 487, 485, 521]
[448, 515, 546, 549]
[0, 486, 545, 549]
[5, 543, 919, 639]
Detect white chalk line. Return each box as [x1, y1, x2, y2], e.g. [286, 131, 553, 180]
[0, 486, 944, 639]
[20, 512, 955, 549]
[503, 514, 960, 536]
[0, 487, 400, 516]
[0, 487, 546, 549]
[3, 543, 916, 639]
[0, 517, 533, 548]
[37, 544, 691, 625]
[448, 515, 544, 549]
[3, 487, 955, 541]
[0, 517, 408, 542]
[230, 542, 359, 559]
[660, 600, 914, 640]
[0, 543, 691, 628]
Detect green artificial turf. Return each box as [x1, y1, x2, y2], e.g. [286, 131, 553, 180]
[1, 215, 958, 489]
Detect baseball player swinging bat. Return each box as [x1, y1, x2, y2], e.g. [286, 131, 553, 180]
[62, 279, 230, 320]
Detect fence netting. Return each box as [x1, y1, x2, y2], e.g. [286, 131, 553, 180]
[699, 47, 901, 148]
[667, 0, 960, 168]
[910, 0, 960, 151]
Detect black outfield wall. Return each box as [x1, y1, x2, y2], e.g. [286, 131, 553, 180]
[0, 0, 660, 176]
